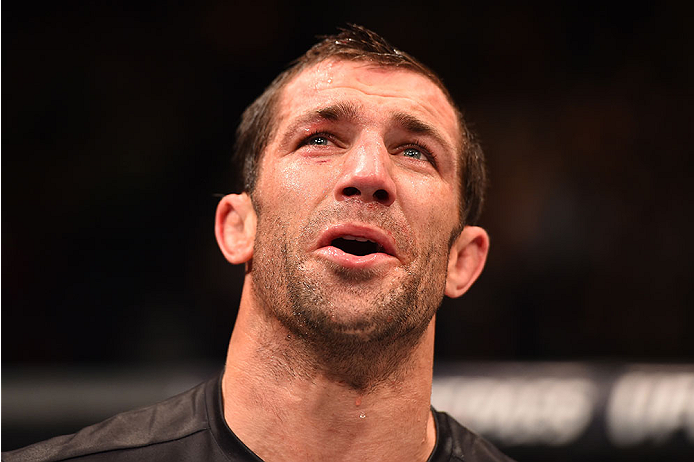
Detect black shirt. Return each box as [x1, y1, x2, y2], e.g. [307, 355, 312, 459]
[3, 372, 514, 462]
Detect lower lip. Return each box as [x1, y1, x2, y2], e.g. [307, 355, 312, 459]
[315, 246, 396, 269]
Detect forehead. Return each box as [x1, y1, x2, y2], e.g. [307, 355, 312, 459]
[276, 59, 461, 147]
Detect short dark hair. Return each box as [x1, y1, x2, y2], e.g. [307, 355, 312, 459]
[232, 25, 486, 226]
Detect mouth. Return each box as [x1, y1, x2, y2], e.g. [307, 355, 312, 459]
[315, 225, 398, 268]
[330, 235, 385, 256]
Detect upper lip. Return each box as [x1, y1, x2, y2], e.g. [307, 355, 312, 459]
[316, 223, 399, 259]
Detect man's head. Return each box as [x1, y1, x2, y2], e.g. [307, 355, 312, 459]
[233, 25, 486, 228]
[216, 25, 489, 387]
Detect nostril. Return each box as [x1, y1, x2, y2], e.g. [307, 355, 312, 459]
[343, 187, 360, 197]
[374, 189, 389, 202]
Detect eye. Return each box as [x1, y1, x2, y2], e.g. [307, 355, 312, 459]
[300, 132, 337, 148]
[307, 135, 330, 146]
[397, 142, 437, 168]
[403, 147, 423, 160]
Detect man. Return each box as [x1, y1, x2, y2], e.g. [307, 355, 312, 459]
[4, 25, 513, 462]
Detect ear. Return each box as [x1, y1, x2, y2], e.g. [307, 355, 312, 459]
[215, 193, 257, 264]
[445, 226, 490, 298]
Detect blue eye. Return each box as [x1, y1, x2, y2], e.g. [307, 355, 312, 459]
[403, 147, 422, 159]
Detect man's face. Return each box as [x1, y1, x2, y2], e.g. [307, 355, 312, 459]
[250, 59, 462, 348]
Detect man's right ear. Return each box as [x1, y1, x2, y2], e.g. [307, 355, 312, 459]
[215, 193, 257, 264]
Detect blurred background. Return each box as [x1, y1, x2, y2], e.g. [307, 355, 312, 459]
[3, 1, 693, 460]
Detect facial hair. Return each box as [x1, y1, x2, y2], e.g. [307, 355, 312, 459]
[250, 200, 452, 390]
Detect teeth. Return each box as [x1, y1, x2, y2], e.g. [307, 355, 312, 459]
[343, 235, 371, 242]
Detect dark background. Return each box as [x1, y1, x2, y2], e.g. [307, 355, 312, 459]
[3, 1, 694, 459]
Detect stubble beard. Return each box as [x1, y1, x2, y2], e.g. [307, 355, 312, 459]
[250, 204, 451, 391]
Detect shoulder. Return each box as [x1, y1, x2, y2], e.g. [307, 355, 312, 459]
[3, 378, 212, 462]
[432, 409, 516, 462]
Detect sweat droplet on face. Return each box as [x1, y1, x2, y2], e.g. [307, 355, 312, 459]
[359, 412, 366, 419]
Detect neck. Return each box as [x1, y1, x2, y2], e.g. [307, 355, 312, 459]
[221, 279, 438, 462]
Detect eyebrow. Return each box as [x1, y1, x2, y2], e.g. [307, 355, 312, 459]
[279, 101, 454, 154]
[391, 111, 453, 153]
[285, 102, 361, 133]
[278, 102, 361, 148]
[316, 101, 361, 122]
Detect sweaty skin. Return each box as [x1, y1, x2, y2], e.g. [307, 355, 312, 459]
[254, 60, 461, 338]
[215, 59, 489, 462]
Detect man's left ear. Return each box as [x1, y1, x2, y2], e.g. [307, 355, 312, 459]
[445, 226, 490, 298]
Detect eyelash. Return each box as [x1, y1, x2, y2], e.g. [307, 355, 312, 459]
[401, 140, 437, 167]
[300, 131, 335, 147]
[299, 131, 437, 168]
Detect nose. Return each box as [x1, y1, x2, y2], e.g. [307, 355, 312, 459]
[334, 138, 396, 206]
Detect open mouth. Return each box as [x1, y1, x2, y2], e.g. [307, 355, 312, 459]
[331, 235, 385, 256]
[316, 224, 397, 267]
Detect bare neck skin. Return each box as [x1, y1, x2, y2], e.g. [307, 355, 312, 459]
[221, 278, 438, 462]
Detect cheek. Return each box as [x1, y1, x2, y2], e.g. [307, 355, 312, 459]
[278, 163, 311, 198]
[256, 158, 336, 216]
[398, 178, 458, 235]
